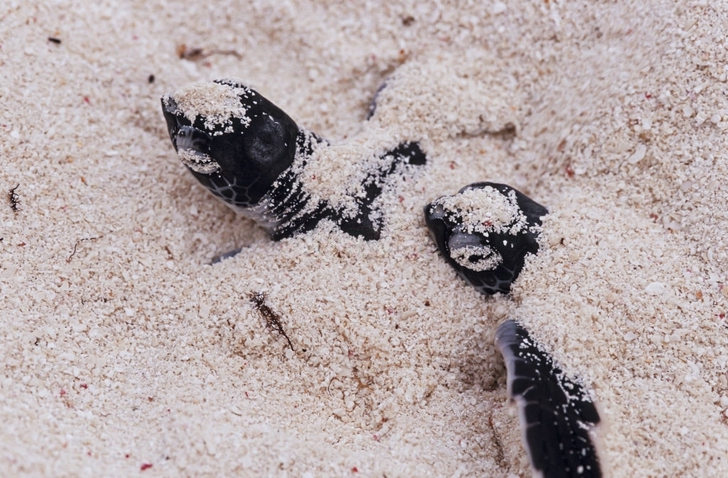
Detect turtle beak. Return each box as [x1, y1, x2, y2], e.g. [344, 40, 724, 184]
[161, 95, 182, 146]
[174, 125, 219, 174]
[161, 95, 219, 175]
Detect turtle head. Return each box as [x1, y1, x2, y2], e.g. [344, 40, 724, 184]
[424, 182, 548, 295]
[161, 79, 299, 209]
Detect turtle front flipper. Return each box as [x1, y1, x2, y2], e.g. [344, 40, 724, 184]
[338, 141, 427, 240]
[424, 182, 547, 295]
[496, 320, 603, 478]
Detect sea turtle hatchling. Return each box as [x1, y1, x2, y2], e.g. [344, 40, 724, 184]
[161, 81, 602, 477]
[161, 79, 425, 246]
[425, 182, 603, 478]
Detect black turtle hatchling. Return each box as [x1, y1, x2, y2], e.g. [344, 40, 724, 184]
[425, 182, 603, 478]
[162, 79, 425, 242]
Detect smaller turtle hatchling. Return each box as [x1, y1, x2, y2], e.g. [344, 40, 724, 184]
[425, 182, 603, 478]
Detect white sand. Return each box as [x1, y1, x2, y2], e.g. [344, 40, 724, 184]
[1, 1, 727, 476]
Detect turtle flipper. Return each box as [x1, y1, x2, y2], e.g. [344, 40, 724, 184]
[495, 320, 602, 478]
[424, 182, 547, 295]
[365, 80, 388, 120]
[338, 141, 427, 240]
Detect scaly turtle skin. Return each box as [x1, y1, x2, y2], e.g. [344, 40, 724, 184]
[424, 183, 602, 478]
[162, 79, 425, 242]
[424, 182, 548, 295]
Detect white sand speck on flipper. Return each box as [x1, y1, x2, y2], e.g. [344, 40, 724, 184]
[1, 1, 728, 477]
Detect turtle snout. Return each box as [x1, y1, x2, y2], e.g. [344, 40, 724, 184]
[174, 125, 220, 175]
[161, 96, 182, 140]
[175, 125, 210, 154]
[447, 229, 502, 272]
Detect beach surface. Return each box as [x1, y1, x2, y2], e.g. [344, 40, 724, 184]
[1, 1, 727, 476]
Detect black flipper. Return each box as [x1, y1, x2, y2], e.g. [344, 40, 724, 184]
[339, 141, 427, 240]
[495, 320, 602, 478]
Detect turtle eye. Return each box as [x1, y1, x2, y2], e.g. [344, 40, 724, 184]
[244, 116, 289, 168]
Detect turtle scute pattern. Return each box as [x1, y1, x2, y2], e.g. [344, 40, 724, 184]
[425, 182, 602, 478]
[162, 78, 425, 242]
